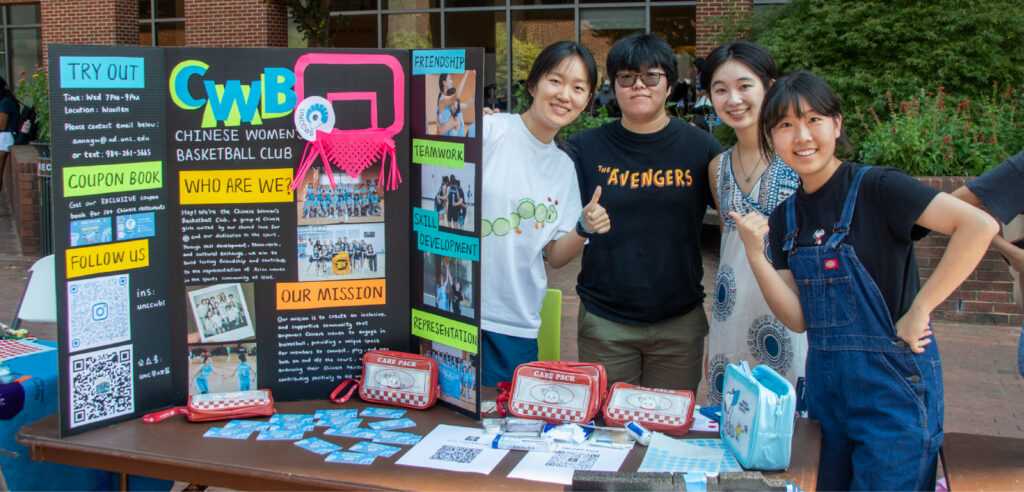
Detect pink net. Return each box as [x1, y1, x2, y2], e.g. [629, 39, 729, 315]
[292, 128, 401, 192]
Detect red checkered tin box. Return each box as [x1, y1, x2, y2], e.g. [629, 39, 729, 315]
[506, 361, 605, 424]
[331, 350, 440, 410]
[602, 382, 695, 435]
[143, 389, 275, 423]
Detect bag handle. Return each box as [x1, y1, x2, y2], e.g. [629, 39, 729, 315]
[329, 378, 361, 404]
[142, 406, 189, 423]
[495, 381, 513, 417]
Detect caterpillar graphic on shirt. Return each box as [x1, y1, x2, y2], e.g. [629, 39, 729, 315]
[596, 165, 694, 189]
[482, 196, 559, 237]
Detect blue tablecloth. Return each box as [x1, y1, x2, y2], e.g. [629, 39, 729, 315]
[0, 341, 171, 491]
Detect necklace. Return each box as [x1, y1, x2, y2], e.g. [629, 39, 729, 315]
[734, 145, 763, 183]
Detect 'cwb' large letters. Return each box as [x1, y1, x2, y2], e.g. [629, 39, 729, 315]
[169, 60, 297, 128]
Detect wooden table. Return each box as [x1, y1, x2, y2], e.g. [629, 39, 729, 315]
[18, 399, 820, 491]
[942, 432, 1024, 491]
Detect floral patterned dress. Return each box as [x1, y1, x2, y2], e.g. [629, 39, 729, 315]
[706, 147, 806, 405]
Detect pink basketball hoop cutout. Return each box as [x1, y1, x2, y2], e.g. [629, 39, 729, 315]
[290, 53, 405, 191]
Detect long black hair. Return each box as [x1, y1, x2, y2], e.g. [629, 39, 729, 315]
[524, 40, 598, 105]
[758, 70, 852, 160]
[699, 40, 777, 96]
[0, 77, 16, 102]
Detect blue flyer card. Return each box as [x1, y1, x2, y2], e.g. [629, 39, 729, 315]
[224, 420, 271, 431]
[325, 451, 376, 465]
[315, 409, 359, 420]
[316, 417, 362, 428]
[203, 427, 253, 439]
[70, 217, 113, 247]
[324, 427, 380, 439]
[268, 423, 315, 432]
[257, 428, 307, 440]
[115, 212, 156, 240]
[368, 418, 416, 431]
[269, 414, 315, 426]
[349, 441, 401, 457]
[372, 430, 421, 445]
[360, 407, 407, 419]
[294, 437, 343, 455]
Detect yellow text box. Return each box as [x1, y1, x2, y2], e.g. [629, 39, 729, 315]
[63, 161, 162, 198]
[276, 279, 386, 310]
[66, 239, 150, 279]
[411, 308, 478, 354]
[179, 168, 293, 205]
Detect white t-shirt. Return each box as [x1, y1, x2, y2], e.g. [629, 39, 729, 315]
[481, 113, 582, 338]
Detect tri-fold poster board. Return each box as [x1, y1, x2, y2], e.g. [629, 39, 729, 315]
[50, 45, 485, 436]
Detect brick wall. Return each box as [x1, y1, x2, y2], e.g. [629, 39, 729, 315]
[696, 0, 752, 57]
[40, 0, 139, 65]
[184, 0, 288, 48]
[917, 176, 1023, 326]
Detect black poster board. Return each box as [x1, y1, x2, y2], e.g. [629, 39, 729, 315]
[49, 45, 483, 436]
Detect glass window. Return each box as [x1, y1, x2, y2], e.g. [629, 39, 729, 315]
[385, 13, 439, 48]
[328, 15, 378, 48]
[8, 5, 40, 25]
[9, 27, 42, 80]
[139, 0, 152, 18]
[446, 0, 504, 7]
[651, 5, 696, 55]
[330, 0, 379, 11]
[580, 7, 643, 80]
[446, 11, 504, 109]
[155, 21, 185, 46]
[383, 0, 440, 10]
[140, 23, 153, 47]
[156, 0, 184, 18]
[509, 0, 572, 5]
[507, 9, 574, 111]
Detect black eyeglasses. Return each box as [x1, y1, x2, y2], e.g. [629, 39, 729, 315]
[615, 72, 666, 88]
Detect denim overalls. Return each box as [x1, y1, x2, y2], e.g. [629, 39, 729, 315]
[782, 167, 943, 491]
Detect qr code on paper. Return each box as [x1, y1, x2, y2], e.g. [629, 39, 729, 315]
[69, 344, 134, 427]
[429, 444, 482, 464]
[67, 274, 130, 353]
[546, 450, 599, 470]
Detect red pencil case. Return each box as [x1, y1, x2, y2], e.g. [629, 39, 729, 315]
[497, 361, 607, 424]
[330, 350, 440, 410]
[143, 389, 275, 423]
[602, 382, 695, 435]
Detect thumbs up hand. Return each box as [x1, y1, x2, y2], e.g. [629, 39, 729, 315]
[581, 186, 610, 234]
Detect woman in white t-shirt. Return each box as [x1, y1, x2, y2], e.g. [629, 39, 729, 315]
[480, 41, 611, 384]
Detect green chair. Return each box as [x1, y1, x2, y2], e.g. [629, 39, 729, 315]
[537, 288, 562, 361]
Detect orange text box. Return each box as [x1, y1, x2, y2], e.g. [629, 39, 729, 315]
[276, 279, 386, 310]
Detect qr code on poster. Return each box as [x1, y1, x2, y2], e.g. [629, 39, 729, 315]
[546, 450, 599, 470]
[429, 444, 482, 464]
[69, 344, 135, 428]
[67, 274, 130, 353]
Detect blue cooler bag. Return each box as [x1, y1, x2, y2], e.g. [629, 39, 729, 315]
[720, 361, 795, 470]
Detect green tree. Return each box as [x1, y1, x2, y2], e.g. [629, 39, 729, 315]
[722, 0, 1024, 166]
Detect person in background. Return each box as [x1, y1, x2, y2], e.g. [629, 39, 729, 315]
[951, 150, 1024, 377]
[0, 78, 18, 192]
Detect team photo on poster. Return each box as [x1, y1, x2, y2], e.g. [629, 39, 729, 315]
[297, 222, 386, 281]
[420, 163, 475, 233]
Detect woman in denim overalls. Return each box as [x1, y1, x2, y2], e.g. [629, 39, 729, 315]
[730, 71, 998, 490]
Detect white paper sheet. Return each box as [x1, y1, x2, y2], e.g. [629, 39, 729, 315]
[507, 441, 631, 485]
[394, 424, 509, 474]
[692, 405, 720, 433]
